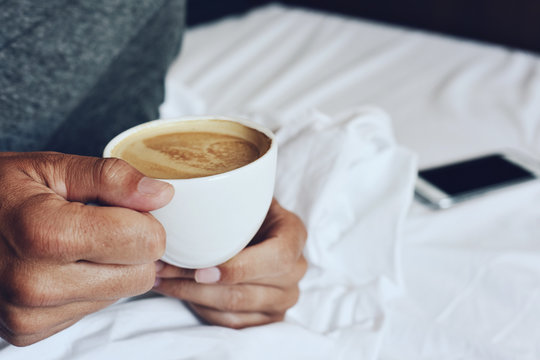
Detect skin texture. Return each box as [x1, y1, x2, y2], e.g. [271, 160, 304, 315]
[153, 199, 308, 329]
[0, 152, 308, 345]
[0, 152, 174, 346]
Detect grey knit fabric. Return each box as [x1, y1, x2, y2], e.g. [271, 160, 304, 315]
[0, 0, 185, 156]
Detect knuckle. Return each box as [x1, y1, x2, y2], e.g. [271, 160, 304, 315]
[284, 211, 308, 248]
[8, 336, 37, 347]
[94, 158, 133, 187]
[11, 198, 66, 260]
[222, 262, 247, 285]
[269, 312, 285, 324]
[299, 227, 308, 247]
[279, 236, 307, 277]
[33, 152, 65, 176]
[276, 245, 297, 274]
[1, 334, 25, 347]
[284, 248, 297, 268]
[2, 309, 44, 338]
[222, 287, 247, 312]
[287, 285, 301, 308]
[295, 215, 308, 241]
[3, 271, 54, 307]
[296, 255, 308, 280]
[81, 209, 115, 253]
[163, 279, 189, 300]
[142, 217, 166, 260]
[12, 284, 47, 308]
[270, 287, 300, 313]
[25, 229, 63, 260]
[221, 313, 246, 329]
[134, 263, 157, 294]
[11, 205, 43, 257]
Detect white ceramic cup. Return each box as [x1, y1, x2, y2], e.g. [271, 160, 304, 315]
[103, 116, 277, 269]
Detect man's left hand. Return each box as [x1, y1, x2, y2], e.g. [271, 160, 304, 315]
[153, 199, 308, 328]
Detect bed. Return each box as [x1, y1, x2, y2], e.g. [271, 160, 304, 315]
[2, 4, 540, 359]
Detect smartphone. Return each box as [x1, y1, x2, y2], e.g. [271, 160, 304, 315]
[415, 151, 540, 209]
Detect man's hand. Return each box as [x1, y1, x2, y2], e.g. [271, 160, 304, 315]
[153, 199, 308, 328]
[0, 152, 173, 346]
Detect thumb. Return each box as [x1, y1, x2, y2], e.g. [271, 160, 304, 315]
[57, 155, 174, 212]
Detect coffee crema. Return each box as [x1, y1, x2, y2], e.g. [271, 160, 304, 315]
[110, 119, 271, 179]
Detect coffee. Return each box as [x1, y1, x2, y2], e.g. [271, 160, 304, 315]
[110, 119, 271, 179]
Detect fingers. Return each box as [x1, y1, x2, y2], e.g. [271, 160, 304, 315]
[8, 195, 166, 264]
[154, 278, 299, 314]
[0, 299, 115, 346]
[64, 156, 174, 212]
[21, 153, 174, 212]
[249, 255, 308, 288]
[188, 303, 284, 329]
[191, 256, 307, 288]
[78, 207, 166, 264]
[1, 317, 81, 347]
[207, 201, 307, 285]
[156, 261, 195, 279]
[0, 152, 172, 346]
[60, 261, 158, 303]
[60, 203, 166, 264]
[2, 261, 157, 307]
[2, 153, 169, 265]
[157, 200, 307, 285]
[153, 199, 308, 330]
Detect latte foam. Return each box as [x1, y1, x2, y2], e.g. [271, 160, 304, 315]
[110, 120, 271, 179]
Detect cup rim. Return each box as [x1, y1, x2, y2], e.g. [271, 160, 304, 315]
[102, 115, 277, 182]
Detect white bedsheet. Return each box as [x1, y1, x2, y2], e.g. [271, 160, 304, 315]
[3, 4, 540, 359]
[161, 6, 540, 358]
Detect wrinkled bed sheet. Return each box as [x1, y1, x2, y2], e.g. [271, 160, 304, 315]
[3, 4, 540, 359]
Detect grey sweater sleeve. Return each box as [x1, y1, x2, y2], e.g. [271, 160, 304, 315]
[0, 0, 185, 156]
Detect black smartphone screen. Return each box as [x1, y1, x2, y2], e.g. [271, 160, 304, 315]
[419, 154, 536, 196]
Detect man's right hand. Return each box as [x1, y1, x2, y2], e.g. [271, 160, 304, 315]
[0, 152, 173, 346]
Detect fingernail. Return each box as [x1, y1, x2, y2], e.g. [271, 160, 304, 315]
[155, 260, 165, 273]
[153, 277, 161, 288]
[195, 267, 221, 284]
[138, 176, 170, 195]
